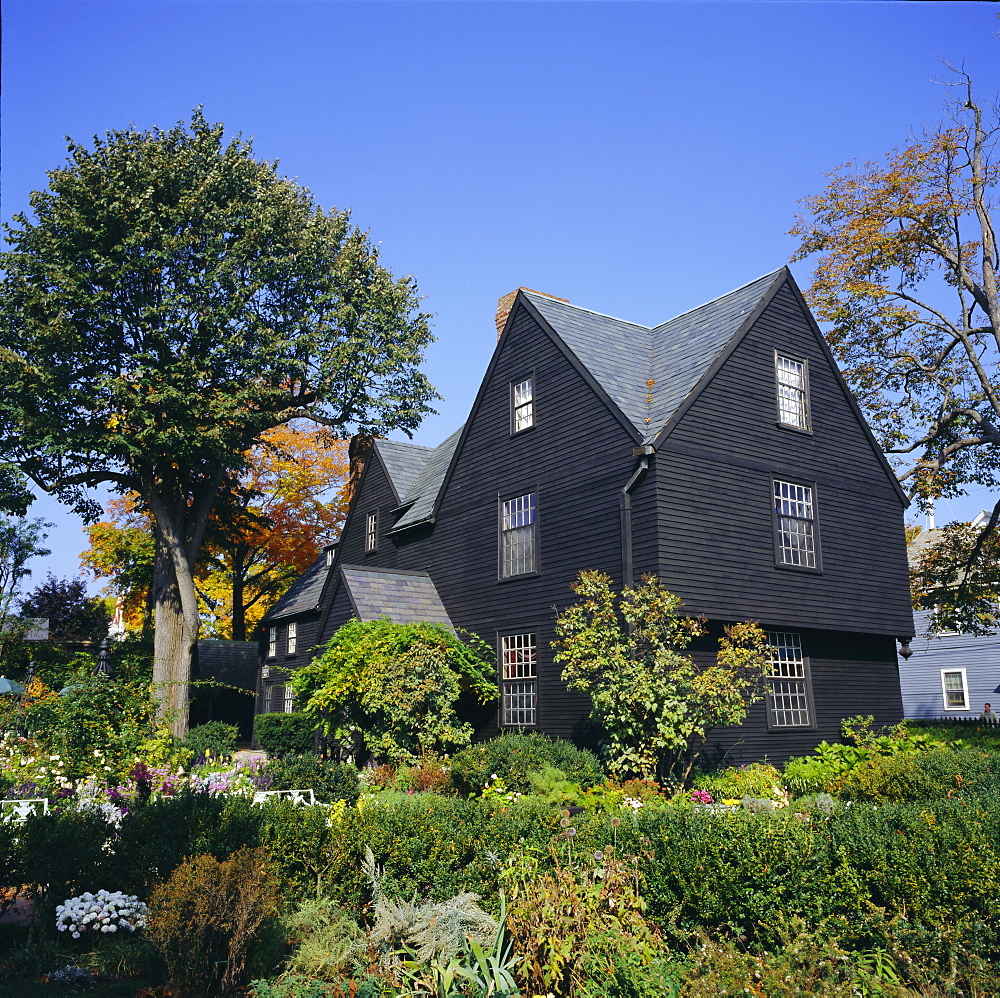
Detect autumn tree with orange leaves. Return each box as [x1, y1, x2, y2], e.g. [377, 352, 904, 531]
[84, 423, 349, 641]
[791, 66, 1000, 634]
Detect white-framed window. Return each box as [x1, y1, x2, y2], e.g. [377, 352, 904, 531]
[268, 626, 277, 659]
[941, 668, 969, 710]
[500, 492, 537, 578]
[501, 633, 537, 726]
[775, 353, 810, 430]
[365, 511, 378, 553]
[284, 686, 295, 713]
[287, 621, 297, 656]
[774, 480, 819, 569]
[765, 631, 813, 728]
[511, 377, 534, 433]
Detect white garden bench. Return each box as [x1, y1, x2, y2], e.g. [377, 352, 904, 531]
[2, 798, 49, 822]
[252, 789, 316, 806]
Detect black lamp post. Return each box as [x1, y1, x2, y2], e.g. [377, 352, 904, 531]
[93, 638, 114, 678]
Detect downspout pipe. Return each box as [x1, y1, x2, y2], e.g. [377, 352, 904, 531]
[620, 446, 654, 587]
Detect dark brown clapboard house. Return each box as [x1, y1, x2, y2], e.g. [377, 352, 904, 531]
[257, 268, 915, 763]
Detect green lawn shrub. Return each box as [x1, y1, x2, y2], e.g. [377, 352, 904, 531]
[836, 747, 998, 802]
[264, 755, 360, 804]
[691, 762, 785, 801]
[256, 712, 316, 756]
[449, 732, 603, 796]
[182, 721, 239, 760]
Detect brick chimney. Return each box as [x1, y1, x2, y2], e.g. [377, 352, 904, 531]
[495, 288, 569, 340]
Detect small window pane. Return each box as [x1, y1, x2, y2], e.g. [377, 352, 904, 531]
[766, 632, 811, 727]
[366, 512, 378, 553]
[501, 493, 537, 577]
[502, 634, 537, 725]
[776, 354, 809, 429]
[513, 378, 534, 432]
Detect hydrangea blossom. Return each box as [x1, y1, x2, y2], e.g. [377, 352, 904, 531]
[55, 890, 148, 939]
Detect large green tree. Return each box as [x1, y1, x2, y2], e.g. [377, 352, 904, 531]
[0, 111, 436, 732]
[790, 68, 1000, 633]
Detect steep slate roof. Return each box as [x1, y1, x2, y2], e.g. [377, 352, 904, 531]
[524, 269, 784, 444]
[262, 554, 330, 623]
[374, 438, 434, 503]
[388, 425, 465, 532]
[339, 565, 454, 629]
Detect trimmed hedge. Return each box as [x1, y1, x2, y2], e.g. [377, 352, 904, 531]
[255, 711, 316, 756]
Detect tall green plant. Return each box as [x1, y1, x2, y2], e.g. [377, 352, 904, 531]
[292, 619, 496, 764]
[553, 571, 770, 783]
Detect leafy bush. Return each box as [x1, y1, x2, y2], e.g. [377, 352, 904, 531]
[692, 762, 785, 802]
[290, 619, 497, 763]
[836, 747, 998, 802]
[264, 754, 360, 804]
[256, 712, 316, 756]
[147, 847, 281, 996]
[449, 732, 603, 796]
[281, 897, 366, 981]
[183, 721, 239, 760]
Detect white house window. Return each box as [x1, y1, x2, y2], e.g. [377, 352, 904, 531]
[775, 353, 810, 430]
[501, 633, 537, 726]
[284, 686, 295, 713]
[941, 668, 969, 710]
[774, 480, 818, 569]
[287, 621, 297, 656]
[512, 377, 534, 433]
[765, 632, 812, 727]
[501, 493, 537, 577]
[365, 511, 378, 553]
[268, 627, 277, 659]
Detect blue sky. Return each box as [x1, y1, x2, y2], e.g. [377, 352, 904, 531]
[4, 0, 998, 591]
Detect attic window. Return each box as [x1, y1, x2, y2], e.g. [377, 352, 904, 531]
[775, 353, 810, 430]
[365, 511, 378, 553]
[511, 377, 534, 433]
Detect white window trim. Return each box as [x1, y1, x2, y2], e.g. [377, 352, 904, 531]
[287, 621, 297, 656]
[511, 374, 535, 434]
[774, 351, 811, 432]
[499, 491, 538, 579]
[365, 511, 378, 553]
[764, 631, 815, 729]
[267, 626, 277, 659]
[940, 668, 969, 711]
[500, 632, 538, 726]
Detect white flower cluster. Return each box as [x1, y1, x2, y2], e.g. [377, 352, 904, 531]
[55, 890, 147, 939]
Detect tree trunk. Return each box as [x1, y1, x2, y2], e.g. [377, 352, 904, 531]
[231, 545, 246, 642]
[151, 531, 194, 737]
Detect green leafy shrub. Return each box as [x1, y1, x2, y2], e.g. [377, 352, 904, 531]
[256, 712, 315, 756]
[264, 754, 360, 804]
[261, 798, 349, 899]
[693, 762, 785, 802]
[281, 897, 366, 981]
[147, 847, 281, 996]
[449, 732, 603, 796]
[183, 721, 239, 760]
[250, 975, 385, 998]
[836, 747, 998, 802]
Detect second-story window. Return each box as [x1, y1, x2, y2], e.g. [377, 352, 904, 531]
[511, 377, 534, 433]
[287, 621, 297, 655]
[268, 627, 277, 659]
[365, 511, 378, 553]
[500, 492, 537, 577]
[775, 353, 810, 430]
[501, 633, 538, 726]
[773, 480, 818, 569]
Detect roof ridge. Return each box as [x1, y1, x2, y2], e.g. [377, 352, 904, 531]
[651, 268, 785, 331]
[521, 290, 651, 331]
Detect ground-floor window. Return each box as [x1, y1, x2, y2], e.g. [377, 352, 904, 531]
[765, 631, 814, 728]
[941, 668, 968, 710]
[501, 632, 537, 726]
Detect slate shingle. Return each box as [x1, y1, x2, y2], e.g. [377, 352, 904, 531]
[374, 438, 434, 503]
[340, 565, 454, 629]
[388, 425, 464, 532]
[263, 554, 330, 622]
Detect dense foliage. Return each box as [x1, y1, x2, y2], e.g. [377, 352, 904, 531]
[292, 619, 497, 764]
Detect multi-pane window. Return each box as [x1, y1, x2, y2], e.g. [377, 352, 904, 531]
[765, 632, 812, 727]
[774, 480, 818, 569]
[941, 669, 969, 710]
[512, 377, 534, 433]
[501, 493, 537, 577]
[283, 686, 295, 713]
[268, 627, 277, 659]
[365, 511, 378, 553]
[775, 354, 810, 430]
[501, 633, 537, 726]
[287, 621, 297, 656]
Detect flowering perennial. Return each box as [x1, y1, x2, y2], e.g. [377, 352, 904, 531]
[56, 890, 148, 938]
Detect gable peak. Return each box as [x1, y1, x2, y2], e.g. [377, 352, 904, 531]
[496, 287, 569, 340]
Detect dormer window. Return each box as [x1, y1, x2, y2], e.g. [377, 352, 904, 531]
[511, 377, 534, 433]
[775, 353, 810, 430]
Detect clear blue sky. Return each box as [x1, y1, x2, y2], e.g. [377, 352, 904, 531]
[4, 0, 998, 592]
